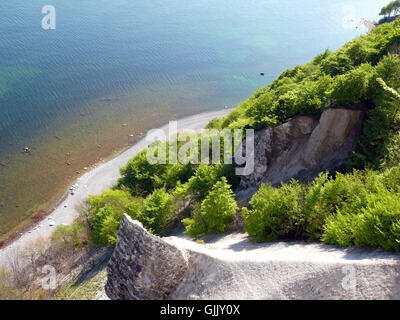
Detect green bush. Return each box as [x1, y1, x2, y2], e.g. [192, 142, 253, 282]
[304, 171, 372, 240]
[183, 177, 238, 238]
[176, 164, 238, 202]
[241, 167, 400, 251]
[243, 180, 304, 242]
[175, 164, 220, 202]
[345, 39, 378, 66]
[349, 108, 389, 169]
[118, 150, 168, 197]
[348, 54, 400, 169]
[89, 189, 133, 245]
[381, 165, 400, 192]
[383, 131, 400, 168]
[322, 212, 360, 247]
[165, 163, 194, 190]
[88, 187, 176, 245]
[50, 222, 87, 249]
[320, 50, 354, 77]
[244, 91, 278, 128]
[134, 188, 176, 235]
[354, 190, 400, 251]
[293, 75, 333, 114]
[181, 213, 207, 239]
[332, 63, 373, 106]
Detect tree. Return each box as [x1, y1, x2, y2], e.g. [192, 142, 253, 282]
[183, 177, 238, 238]
[89, 189, 133, 244]
[118, 150, 168, 197]
[380, 1, 400, 18]
[175, 164, 220, 202]
[132, 188, 176, 236]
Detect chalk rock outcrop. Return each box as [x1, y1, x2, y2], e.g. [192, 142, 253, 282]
[105, 215, 188, 300]
[105, 216, 400, 300]
[238, 108, 364, 193]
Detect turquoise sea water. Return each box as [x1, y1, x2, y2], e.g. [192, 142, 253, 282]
[0, 0, 388, 235]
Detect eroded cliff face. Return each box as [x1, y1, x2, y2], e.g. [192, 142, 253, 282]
[105, 215, 188, 300]
[238, 108, 364, 197]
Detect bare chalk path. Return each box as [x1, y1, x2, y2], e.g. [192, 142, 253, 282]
[102, 215, 400, 300]
[165, 233, 400, 300]
[0, 108, 231, 266]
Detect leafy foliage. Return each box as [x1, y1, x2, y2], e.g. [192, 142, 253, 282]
[243, 167, 400, 251]
[175, 164, 237, 202]
[87, 187, 176, 245]
[380, 1, 400, 18]
[354, 190, 400, 251]
[89, 189, 133, 245]
[118, 149, 192, 197]
[50, 223, 88, 249]
[332, 63, 373, 106]
[183, 177, 238, 238]
[132, 188, 176, 235]
[242, 180, 304, 242]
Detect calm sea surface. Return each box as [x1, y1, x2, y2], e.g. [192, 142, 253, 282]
[0, 0, 388, 237]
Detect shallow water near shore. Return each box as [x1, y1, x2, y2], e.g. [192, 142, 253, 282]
[0, 0, 388, 238]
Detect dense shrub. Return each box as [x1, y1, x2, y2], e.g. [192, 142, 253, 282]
[304, 172, 373, 240]
[372, 54, 400, 106]
[346, 39, 379, 66]
[183, 177, 238, 238]
[349, 54, 400, 169]
[88, 189, 133, 245]
[332, 63, 373, 106]
[354, 190, 400, 251]
[175, 164, 238, 202]
[88, 187, 176, 245]
[381, 165, 400, 191]
[118, 150, 168, 197]
[133, 188, 176, 235]
[242, 180, 304, 242]
[242, 165, 400, 252]
[320, 50, 354, 77]
[322, 212, 359, 247]
[50, 222, 88, 249]
[382, 131, 400, 168]
[175, 164, 220, 202]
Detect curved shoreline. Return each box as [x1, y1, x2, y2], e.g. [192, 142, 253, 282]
[0, 108, 231, 266]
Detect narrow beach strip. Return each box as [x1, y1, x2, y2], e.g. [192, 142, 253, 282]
[0, 108, 231, 266]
